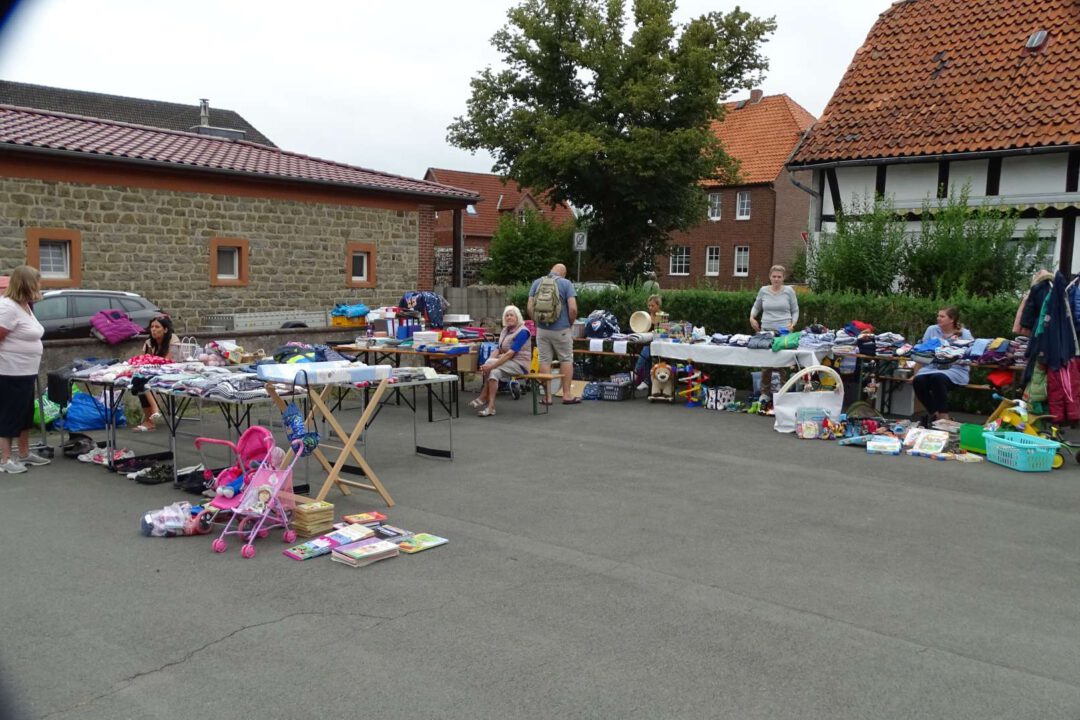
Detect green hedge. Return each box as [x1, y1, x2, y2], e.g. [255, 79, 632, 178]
[507, 287, 1021, 341]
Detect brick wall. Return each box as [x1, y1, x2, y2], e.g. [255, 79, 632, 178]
[418, 204, 435, 291]
[771, 169, 812, 273]
[434, 247, 488, 286]
[659, 184, 777, 290]
[0, 177, 424, 331]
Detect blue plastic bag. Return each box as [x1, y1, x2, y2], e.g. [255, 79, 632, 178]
[57, 391, 126, 431]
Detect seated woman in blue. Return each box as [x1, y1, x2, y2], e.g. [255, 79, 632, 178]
[471, 305, 532, 417]
[909, 306, 973, 425]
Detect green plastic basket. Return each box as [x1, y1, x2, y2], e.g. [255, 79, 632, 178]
[982, 431, 1059, 472]
[959, 423, 987, 454]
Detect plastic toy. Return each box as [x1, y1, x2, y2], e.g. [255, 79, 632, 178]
[649, 361, 676, 402]
[192, 426, 279, 534]
[676, 363, 708, 407]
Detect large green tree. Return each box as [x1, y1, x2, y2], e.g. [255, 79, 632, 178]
[482, 210, 575, 284]
[447, 0, 775, 278]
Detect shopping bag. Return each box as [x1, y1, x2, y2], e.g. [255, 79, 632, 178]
[34, 396, 61, 426]
[773, 365, 844, 433]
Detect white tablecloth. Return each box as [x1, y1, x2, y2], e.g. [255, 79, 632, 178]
[650, 340, 827, 368]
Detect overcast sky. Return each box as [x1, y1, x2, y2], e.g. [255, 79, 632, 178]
[0, 0, 888, 179]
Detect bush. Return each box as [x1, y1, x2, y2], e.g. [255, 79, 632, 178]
[482, 211, 575, 285]
[809, 195, 907, 294]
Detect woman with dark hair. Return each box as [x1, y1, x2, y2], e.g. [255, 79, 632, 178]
[910, 306, 973, 425]
[0, 265, 49, 473]
[132, 315, 179, 432]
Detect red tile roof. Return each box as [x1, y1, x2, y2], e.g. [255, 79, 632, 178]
[0, 105, 478, 202]
[710, 94, 816, 185]
[424, 168, 576, 237]
[791, 0, 1080, 165]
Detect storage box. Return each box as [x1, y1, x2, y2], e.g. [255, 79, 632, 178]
[983, 431, 1060, 472]
[958, 423, 987, 454]
[597, 380, 634, 401]
[413, 331, 440, 344]
[331, 315, 367, 328]
[866, 437, 902, 455]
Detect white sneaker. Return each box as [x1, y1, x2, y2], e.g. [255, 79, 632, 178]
[636, 381, 649, 391]
[18, 452, 51, 466]
[78, 447, 107, 464]
[0, 459, 27, 474]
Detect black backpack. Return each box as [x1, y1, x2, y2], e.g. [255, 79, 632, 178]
[585, 310, 620, 338]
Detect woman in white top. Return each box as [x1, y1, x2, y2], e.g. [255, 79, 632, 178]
[0, 266, 50, 473]
[748, 265, 800, 406]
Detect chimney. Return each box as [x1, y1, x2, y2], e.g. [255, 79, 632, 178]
[750, 88, 764, 104]
[199, 98, 210, 127]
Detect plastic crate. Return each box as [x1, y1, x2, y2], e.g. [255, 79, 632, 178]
[982, 431, 1059, 472]
[331, 315, 367, 328]
[598, 380, 634, 401]
[958, 423, 987, 454]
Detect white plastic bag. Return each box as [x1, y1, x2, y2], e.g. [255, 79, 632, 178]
[773, 365, 844, 433]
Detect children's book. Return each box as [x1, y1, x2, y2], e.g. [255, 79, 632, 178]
[282, 523, 374, 560]
[342, 511, 388, 525]
[396, 533, 448, 554]
[330, 538, 400, 567]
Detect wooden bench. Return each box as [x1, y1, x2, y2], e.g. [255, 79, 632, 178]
[510, 372, 561, 415]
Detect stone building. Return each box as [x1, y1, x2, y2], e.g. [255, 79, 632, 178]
[423, 168, 576, 285]
[0, 104, 476, 329]
[659, 91, 815, 289]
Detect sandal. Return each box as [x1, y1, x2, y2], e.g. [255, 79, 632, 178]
[132, 424, 156, 433]
[540, 397, 554, 406]
[149, 412, 163, 422]
[477, 407, 496, 417]
[468, 398, 485, 409]
[561, 397, 582, 405]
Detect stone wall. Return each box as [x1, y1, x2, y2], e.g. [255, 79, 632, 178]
[434, 246, 488, 286]
[434, 284, 509, 328]
[0, 177, 424, 331]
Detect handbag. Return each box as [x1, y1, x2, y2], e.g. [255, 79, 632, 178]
[177, 336, 201, 362]
[773, 364, 845, 434]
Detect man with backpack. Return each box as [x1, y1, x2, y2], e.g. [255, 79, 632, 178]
[527, 263, 579, 405]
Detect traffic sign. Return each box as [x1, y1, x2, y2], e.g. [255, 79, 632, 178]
[573, 231, 588, 252]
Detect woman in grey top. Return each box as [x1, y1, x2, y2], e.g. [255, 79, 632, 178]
[749, 265, 800, 407]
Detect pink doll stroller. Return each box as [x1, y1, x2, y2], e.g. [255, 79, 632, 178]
[211, 439, 303, 558]
[192, 426, 278, 535]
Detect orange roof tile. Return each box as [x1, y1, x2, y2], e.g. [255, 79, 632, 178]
[791, 0, 1080, 165]
[710, 94, 816, 185]
[424, 168, 576, 237]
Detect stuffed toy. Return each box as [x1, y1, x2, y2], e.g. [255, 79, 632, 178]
[649, 361, 675, 402]
[216, 472, 245, 499]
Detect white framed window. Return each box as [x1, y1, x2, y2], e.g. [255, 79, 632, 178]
[734, 246, 750, 277]
[345, 242, 377, 288]
[216, 247, 239, 280]
[350, 252, 368, 283]
[736, 191, 751, 220]
[38, 240, 70, 279]
[707, 192, 722, 220]
[705, 246, 721, 276]
[669, 246, 690, 276]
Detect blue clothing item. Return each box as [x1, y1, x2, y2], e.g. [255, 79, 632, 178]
[528, 274, 577, 330]
[508, 327, 531, 353]
[916, 324, 974, 385]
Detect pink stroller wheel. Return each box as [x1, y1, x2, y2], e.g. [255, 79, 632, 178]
[241, 545, 256, 559]
[212, 538, 227, 553]
[283, 529, 297, 543]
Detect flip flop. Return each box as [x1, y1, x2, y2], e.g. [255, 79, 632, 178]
[561, 397, 582, 405]
[132, 424, 156, 433]
[468, 398, 485, 409]
[539, 398, 554, 406]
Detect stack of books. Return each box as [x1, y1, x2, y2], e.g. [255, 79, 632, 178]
[342, 510, 387, 526]
[330, 537, 400, 567]
[292, 501, 336, 538]
[283, 523, 374, 560]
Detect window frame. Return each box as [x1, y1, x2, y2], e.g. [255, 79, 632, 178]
[705, 246, 721, 277]
[668, 245, 691, 276]
[26, 228, 82, 288]
[707, 192, 722, 221]
[736, 191, 751, 220]
[345, 242, 377, 289]
[733, 245, 750, 277]
[209, 238, 249, 287]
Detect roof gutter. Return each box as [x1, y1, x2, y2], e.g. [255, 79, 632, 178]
[787, 143, 1080, 171]
[784, 125, 820, 198]
[0, 143, 481, 205]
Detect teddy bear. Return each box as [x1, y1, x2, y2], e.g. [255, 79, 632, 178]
[649, 361, 675, 402]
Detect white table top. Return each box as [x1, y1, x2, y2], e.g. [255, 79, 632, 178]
[650, 340, 827, 369]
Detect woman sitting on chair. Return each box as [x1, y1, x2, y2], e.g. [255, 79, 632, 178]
[909, 306, 973, 426]
[132, 315, 179, 432]
[634, 294, 663, 390]
[471, 305, 532, 417]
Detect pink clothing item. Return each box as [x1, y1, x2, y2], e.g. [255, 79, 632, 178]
[0, 297, 44, 376]
[1046, 357, 1080, 424]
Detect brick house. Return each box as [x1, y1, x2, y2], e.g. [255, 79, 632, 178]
[787, 0, 1080, 272]
[659, 91, 815, 289]
[423, 168, 576, 284]
[0, 104, 477, 329]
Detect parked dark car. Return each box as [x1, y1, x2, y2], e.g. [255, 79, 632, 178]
[33, 289, 163, 340]
[574, 281, 620, 294]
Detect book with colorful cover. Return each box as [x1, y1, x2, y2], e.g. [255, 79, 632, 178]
[282, 523, 374, 561]
[342, 511, 388, 525]
[396, 533, 448, 554]
[330, 538, 400, 567]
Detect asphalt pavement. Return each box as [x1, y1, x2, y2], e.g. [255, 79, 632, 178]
[1, 391, 1079, 720]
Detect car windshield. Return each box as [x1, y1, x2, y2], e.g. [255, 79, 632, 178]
[574, 282, 619, 293]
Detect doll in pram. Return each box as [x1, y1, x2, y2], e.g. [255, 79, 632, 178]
[192, 426, 285, 535]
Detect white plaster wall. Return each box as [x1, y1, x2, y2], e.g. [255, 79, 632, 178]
[949, 159, 988, 198]
[826, 166, 877, 215]
[999, 153, 1069, 196]
[885, 163, 939, 206]
[1014, 217, 1062, 268]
